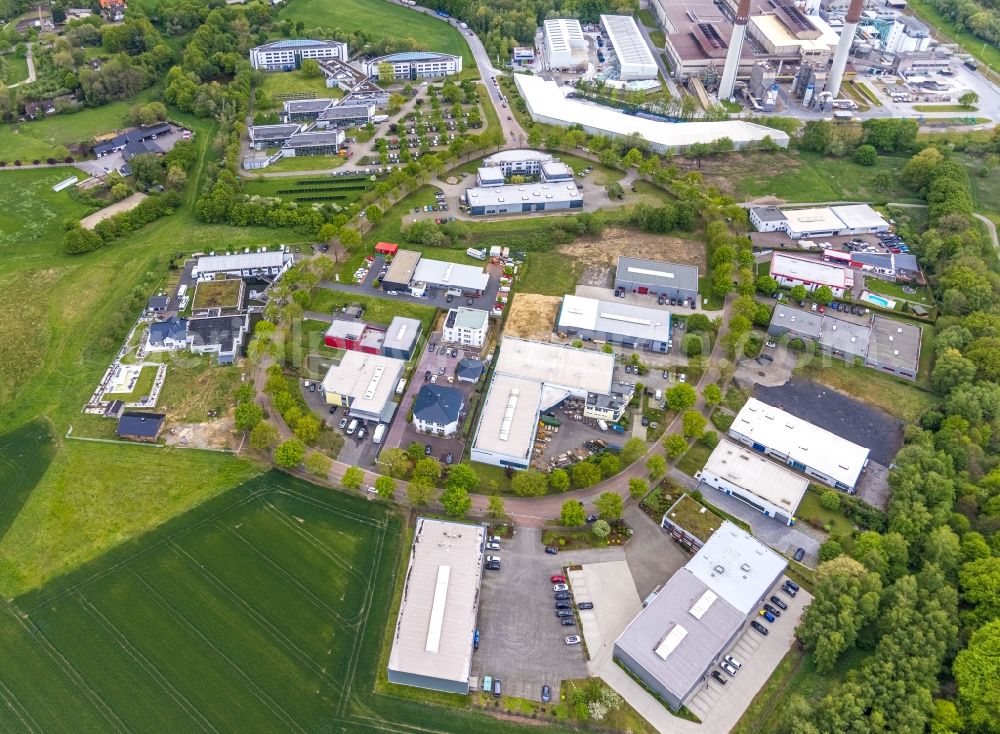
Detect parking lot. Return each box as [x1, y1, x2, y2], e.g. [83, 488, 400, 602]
[349, 255, 503, 313]
[299, 380, 382, 468]
[472, 528, 597, 702]
[684, 579, 813, 727]
[78, 126, 190, 179]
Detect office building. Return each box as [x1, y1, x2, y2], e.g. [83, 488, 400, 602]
[321, 351, 406, 422]
[363, 51, 462, 80]
[250, 39, 349, 71]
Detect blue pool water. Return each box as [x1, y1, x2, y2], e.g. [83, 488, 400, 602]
[863, 293, 891, 308]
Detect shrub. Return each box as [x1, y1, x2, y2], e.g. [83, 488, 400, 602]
[820, 490, 842, 511]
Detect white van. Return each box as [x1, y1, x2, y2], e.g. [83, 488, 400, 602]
[654, 388, 663, 401]
[373, 424, 387, 444]
[346, 419, 359, 435]
[395, 378, 407, 396]
[597, 419, 609, 431]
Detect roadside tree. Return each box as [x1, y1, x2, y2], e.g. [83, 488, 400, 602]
[596, 491, 623, 521]
[375, 475, 396, 499]
[274, 439, 306, 468]
[341, 466, 364, 490]
[561, 500, 586, 527]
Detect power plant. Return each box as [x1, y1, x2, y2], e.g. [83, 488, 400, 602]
[718, 0, 751, 100]
[827, 0, 863, 97]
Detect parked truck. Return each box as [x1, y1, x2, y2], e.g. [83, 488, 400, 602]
[372, 423, 387, 444]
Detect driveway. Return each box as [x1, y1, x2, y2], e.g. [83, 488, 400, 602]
[698, 482, 823, 568]
[472, 527, 592, 701]
[621, 505, 689, 600]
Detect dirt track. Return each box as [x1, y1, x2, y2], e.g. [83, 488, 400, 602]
[80, 192, 148, 229]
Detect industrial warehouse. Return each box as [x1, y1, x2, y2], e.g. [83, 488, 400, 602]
[513, 74, 790, 153]
[321, 350, 406, 423]
[769, 252, 854, 297]
[556, 295, 672, 352]
[465, 181, 583, 216]
[728, 398, 870, 492]
[543, 18, 588, 69]
[470, 338, 632, 469]
[614, 521, 788, 711]
[600, 14, 658, 80]
[387, 518, 485, 694]
[381, 250, 490, 296]
[697, 439, 809, 525]
[750, 204, 890, 238]
[614, 256, 701, 304]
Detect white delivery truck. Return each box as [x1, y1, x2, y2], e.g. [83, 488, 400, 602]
[396, 378, 407, 395]
[373, 424, 387, 444]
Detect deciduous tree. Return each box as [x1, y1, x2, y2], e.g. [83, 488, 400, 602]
[561, 500, 586, 527]
[375, 475, 396, 499]
[341, 466, 364, 490]
[274, 439, 306, 468]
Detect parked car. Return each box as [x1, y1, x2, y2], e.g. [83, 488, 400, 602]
[545, 546, 558, 555]
[565, 635, 582, 645]
[338, 418, 348, 429]
[759, 610, 776, 623]
[556, 609, 574, 618]
[485, 560, 501, 570]
[492, 678, 501, 698]
[751, 620, 769, 635]
[765, 341, 777, 348]
[424, 370, 431, 380]
[473, 629, 479, 649]
[577, 602, 594, 610]
[560, 618, 577, 627]
[781, 584, 798, 598]
[555, 601, 571, 610]
[793, 547, 805, 562]
[553, 583, 568, 592]
[585, 514, 598, 523]
[486, 541, 501, 551]
[763, 603, 781, 617]
[770, 595, 788, 610]
[554, 591, 570, 600]
[446, 294, 454, 303]
[425, 444, 432, 455]
[720, 661, 739, 676]
[551, 575, 566, 583]
[541, 685, 551, 703]
[711, 671, 727, 685]
[724, 655, 742, 669]
[784, 579, 800, 592]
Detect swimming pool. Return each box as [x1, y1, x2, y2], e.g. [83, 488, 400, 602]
[861, 292, 896, 310]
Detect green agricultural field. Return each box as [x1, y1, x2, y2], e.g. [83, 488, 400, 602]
[0, 472, 573, 733]
[0, 87, 160, 160]
[278, 0, 472, 67]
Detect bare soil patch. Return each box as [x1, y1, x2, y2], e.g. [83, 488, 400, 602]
[504, 293, 562, 340]
[164, 416, 237, 450]
[79, 192, 147, 229]
[562, 226, 706, 270]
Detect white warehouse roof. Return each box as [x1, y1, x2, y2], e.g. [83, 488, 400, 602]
[513, 75, 790, 153]
[830, 204, 889, 230]
[387, 518, 485, 687]
[770, 253, 854, 289]
[544, 18, 585, 53]
[412, 258, 489, 292]
[493, 337, 615, 395]
[558, 294, 670, 342]
[193, 251, 290, 275]
[600, 15, 658, 79]
[702, 439, 809, 517]
[471, 373, 543, 462]
[321, 350, 405, 416]
[730, 398, 870, 490]
[781, 207, 844, 232]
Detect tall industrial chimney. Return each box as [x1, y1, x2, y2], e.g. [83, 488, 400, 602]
[827, 0, 862, 98]
[718, 0, 751, 100]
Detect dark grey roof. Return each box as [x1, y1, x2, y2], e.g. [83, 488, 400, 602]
[616, 256, 699, 291]
[117, 412, 165, 438]
[148, 316, 187, 344]
[457, 358, 485, 380]
[769, 306, 822, 338]
[187, 315, 247, 353]
[148, 295, 169, 309]
[104, 399, 125, 417]
[852, 252, 892, 268]
[123, 140, 156, 161]
[412, 384, 464, 425]
[93, 123, 171, 155]
[751, 205, 786, 222]
[893, 253, 919, 271]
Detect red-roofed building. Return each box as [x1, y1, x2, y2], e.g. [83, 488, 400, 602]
[375, 242, 399, 256]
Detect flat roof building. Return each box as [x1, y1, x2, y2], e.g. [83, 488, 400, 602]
[601, 15, 658, 80]
[661, 493, 724, 552]
[382, 249, 422, 291]
[544, 18, 588, 69]
[819, 314, 871, 361]
[482, 149, 553, 175]
[866, 316, 921, 380]
[614, 256, 700, 302]
[614, 521, 787, 711]
[729, 398, 870, 492]
[442, 307, 490, 348]
[698, 439, 809, 525]
[250, 39, 348, 71]
[767, 305, 823, 340]
[192, 251, 293, 281]
[248, 123, 302, 150]
[514, 74, 789, 154]
[362, 51, 462, 79]
[557, 294, 671, 353]
[412, 258, 490, 295]
[117, 412, 166, 442]
[476, 167, 505, 187]
[471, 338, 619, 469]
[770, 253, 853, 296]
[465, 182, 583, 216]
[321, 350, 406, 422]
[387, 517, 485, 694]
[382, 316, 422, 361]
[750, 204, 889, 238]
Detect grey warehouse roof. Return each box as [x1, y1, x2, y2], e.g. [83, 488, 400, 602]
[769, 306, 822, 339]
[867, 316, 921, 372]
[616, 256, 700, 291]
[466, 182, 582, 208]
[819, 316, 871, 358]
[386, 316, 421, 350]
[558, 294, 671, 341]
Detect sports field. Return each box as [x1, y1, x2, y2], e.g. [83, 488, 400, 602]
[278, 0, 472, 67]
[0, 471, 571, 733]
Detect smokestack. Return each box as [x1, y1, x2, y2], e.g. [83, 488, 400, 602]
[718, 0, 751, 99]
[827, 0, 862, 98]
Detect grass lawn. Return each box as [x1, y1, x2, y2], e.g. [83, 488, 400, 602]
[260, 153, 348, 172]
[102, 364, 159, 402]
[906, 0, 1000, 80]
[676, 443, 712, 476]
[636, 8, 658, 27]
[309, 288, 437, 331]
[0, 87, 160, 161]
[259, 69, 341, 104]
[914, 104, 978, 112]
[518, 251, 585, 296]
[795, 358, 938, 423]
[796, 486, 854, 536]
[155, 357, 244, 423]
[0, 167, 97, 255]
[193, 278, 242, 310]
[863, 278, 932, 306]
[278, 0, 472, 68]
[731, 151, 919, 203]
[1, 52, 28, 85]
[647, 29, 666, 48]
[959, 153, 1000, 221]
[242, 172, 371, 201]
